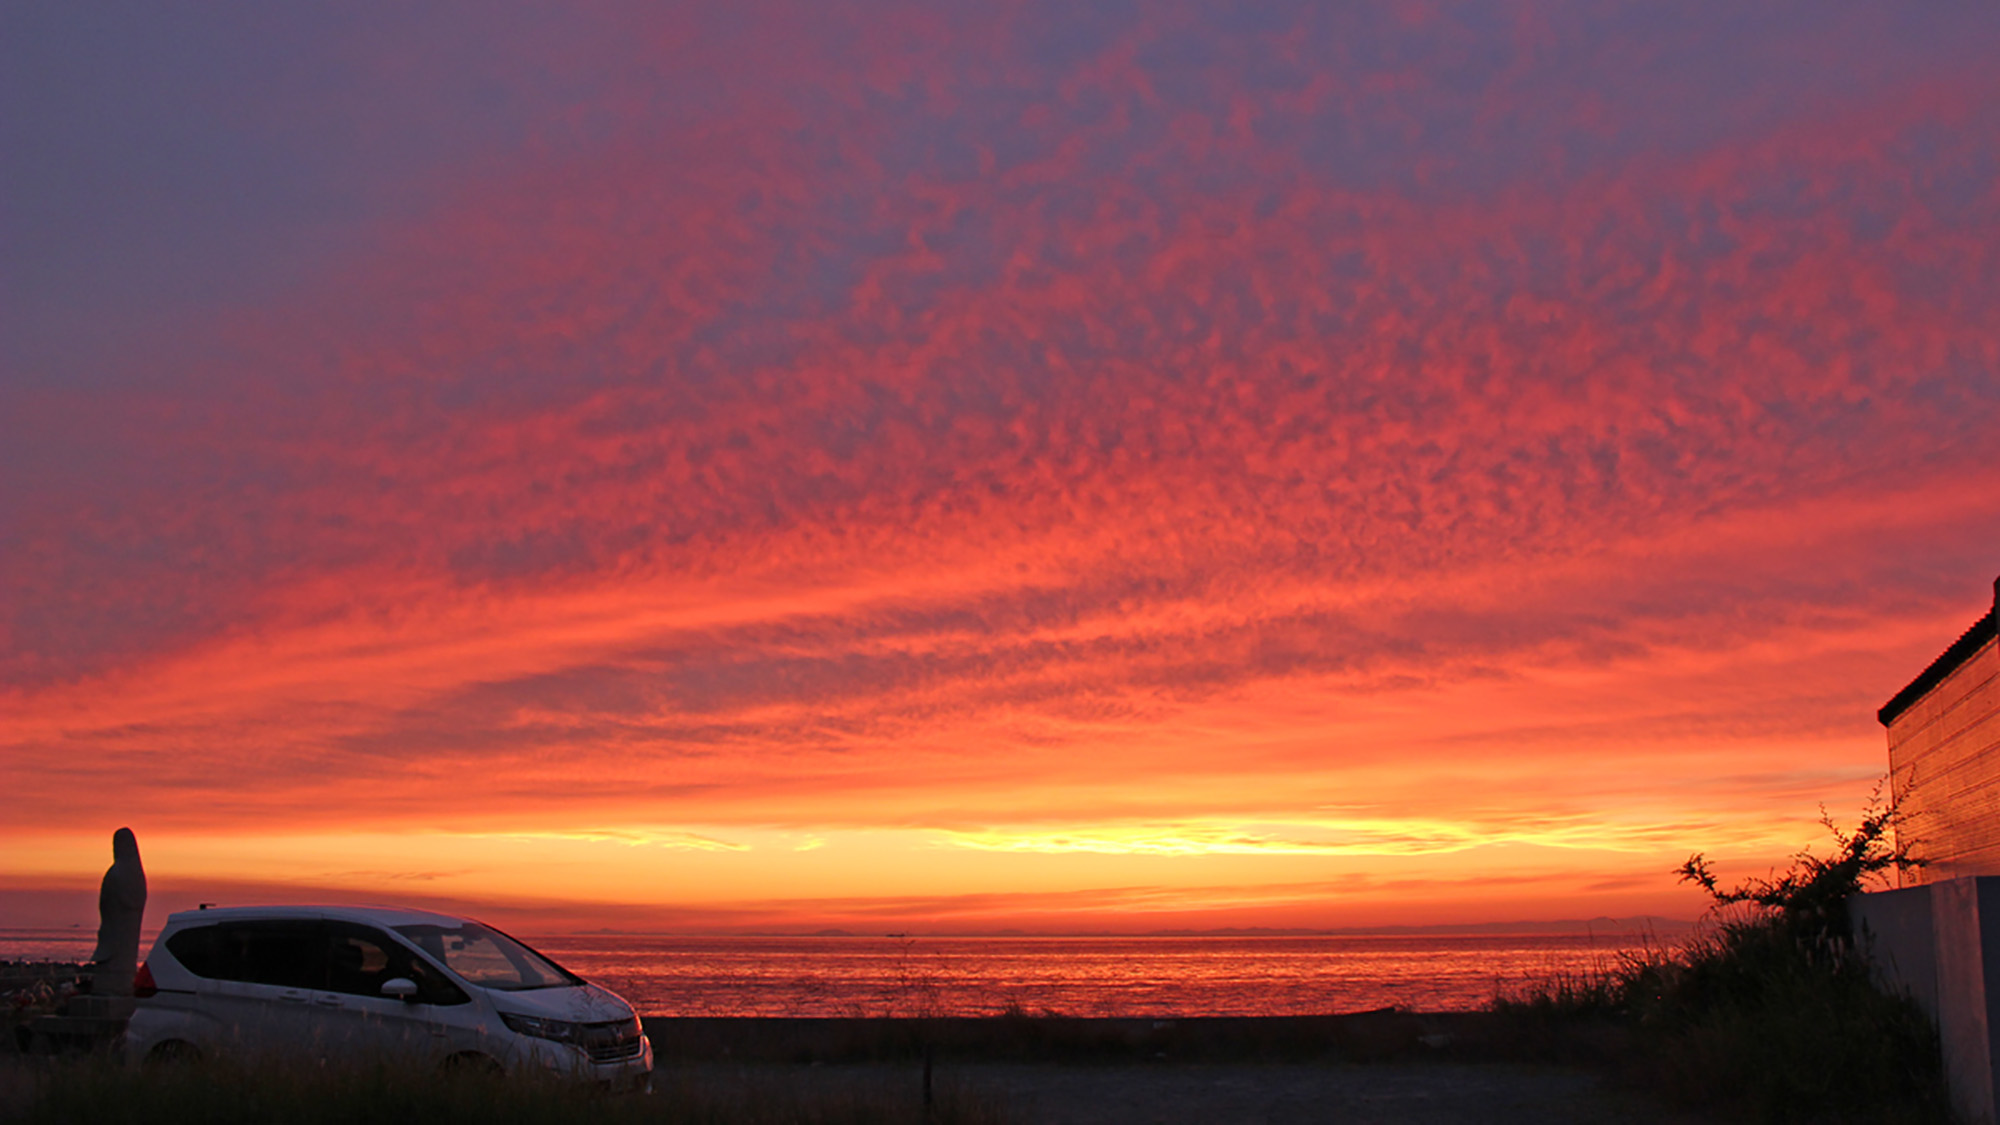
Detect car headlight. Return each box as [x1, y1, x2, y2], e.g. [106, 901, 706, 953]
[500, 1012, 586, 1045]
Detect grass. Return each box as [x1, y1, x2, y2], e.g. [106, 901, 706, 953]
[1493, 792, 1949, 1124]
[1495, 921, 1946, 1123]
[0, 1055, 1011, 1125]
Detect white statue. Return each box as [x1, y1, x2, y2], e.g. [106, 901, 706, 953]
[88, 827, 146, 996]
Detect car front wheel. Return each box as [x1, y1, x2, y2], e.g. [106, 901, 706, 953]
[143, 1039, 202, 1067]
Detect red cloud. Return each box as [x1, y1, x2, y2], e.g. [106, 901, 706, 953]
[4, 0, 1997, 925]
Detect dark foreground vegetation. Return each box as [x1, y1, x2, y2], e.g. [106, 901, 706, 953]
[0, 1056, 1008, 1125]
[1495, 797, 1948, 1124]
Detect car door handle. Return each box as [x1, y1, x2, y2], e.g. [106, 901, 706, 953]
[279, 989, 310, 1003]
[315, 994, 343, 1007]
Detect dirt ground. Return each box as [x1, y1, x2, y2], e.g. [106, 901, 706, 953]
[0, 1055, 1715, 1123]
[667, 1060, 1719, 1125]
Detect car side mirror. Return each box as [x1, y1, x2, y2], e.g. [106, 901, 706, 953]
[381, 977, 420, 1002]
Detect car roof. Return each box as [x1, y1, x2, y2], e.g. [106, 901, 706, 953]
[162, 903, 475, 928]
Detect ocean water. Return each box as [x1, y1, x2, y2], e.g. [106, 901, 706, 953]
[2, 928, 1673, 1016]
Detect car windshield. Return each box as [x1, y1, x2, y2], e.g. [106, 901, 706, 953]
[392, 922, 580, 991]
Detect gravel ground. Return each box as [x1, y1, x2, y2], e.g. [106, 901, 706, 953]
[667, 1060, 1719, 1125]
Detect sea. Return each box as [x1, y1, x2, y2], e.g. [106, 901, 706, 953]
[0, 928, 1674, 1017]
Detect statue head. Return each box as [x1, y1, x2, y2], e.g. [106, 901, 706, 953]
[112, 827, 139, 866]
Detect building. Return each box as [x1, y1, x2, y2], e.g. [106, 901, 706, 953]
[1855, 575, 2000, 1124]
[1879, 577, 2000, 880]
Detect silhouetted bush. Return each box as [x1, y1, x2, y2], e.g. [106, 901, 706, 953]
[1497, 790, 1947, 1124]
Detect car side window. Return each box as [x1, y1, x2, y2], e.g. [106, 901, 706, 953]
[166, 921, 326, 989]
[164, 924, 224, 978]
[323, 922, 469, 1005]
[325, 926, 394, 996]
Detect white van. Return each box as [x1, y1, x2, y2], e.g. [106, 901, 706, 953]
[124, 904, 652, 1088]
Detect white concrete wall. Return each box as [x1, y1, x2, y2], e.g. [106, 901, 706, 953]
[1853, 876, 2000, 1124]
[1852, 883, 1938, 1018]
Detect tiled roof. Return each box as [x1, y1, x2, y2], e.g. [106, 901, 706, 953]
[1879, 605, 1999, 726]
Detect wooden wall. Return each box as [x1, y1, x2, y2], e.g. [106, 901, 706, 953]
[1888, 636, 2000, 882]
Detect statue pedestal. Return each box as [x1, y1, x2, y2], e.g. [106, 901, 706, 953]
[20, 996, 137, 1056]
[67, 995, 136, 1020]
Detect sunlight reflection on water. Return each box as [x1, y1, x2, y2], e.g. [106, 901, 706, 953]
[527, 933, 1674, 1017]
[0, 929, 1675, 1016]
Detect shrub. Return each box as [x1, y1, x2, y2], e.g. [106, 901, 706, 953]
[1498, 786, 1947, 1124]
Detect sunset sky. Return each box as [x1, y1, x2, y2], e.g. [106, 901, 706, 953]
[4, 1, 1998, 935]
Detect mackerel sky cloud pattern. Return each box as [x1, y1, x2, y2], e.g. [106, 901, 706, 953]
[4, 0, 1999, 930]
